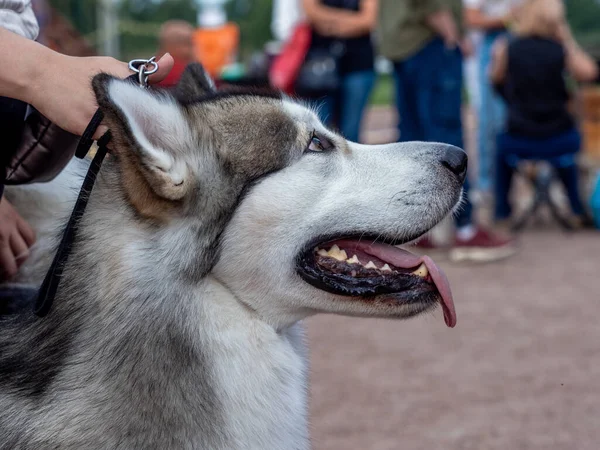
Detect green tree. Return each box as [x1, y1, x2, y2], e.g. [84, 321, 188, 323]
[566, 0, 600, 56]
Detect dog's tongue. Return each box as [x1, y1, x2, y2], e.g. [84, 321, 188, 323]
[360, 242, 457, 328]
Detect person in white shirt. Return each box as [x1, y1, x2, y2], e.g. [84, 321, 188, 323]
[271, 0, 305, 42]
[0, 0, 39, 39]
[463, 0, 521, 199]
[463, 30, 482, 114]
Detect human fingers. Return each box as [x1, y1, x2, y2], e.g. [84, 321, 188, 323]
[0, 245, 18, 280]
[16, 213, 36, 247]
[148, 53, 175, 84]
[10, 232, 30, 267]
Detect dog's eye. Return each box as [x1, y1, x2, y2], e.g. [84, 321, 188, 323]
[306, 132, 332, 153]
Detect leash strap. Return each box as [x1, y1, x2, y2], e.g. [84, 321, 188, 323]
[34, 60, 158, 317]
[75, 109, 104, 159]
[34, 133, 109, 316]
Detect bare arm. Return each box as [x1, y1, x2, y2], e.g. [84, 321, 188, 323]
[464, 7, 508, 31]
[425, 9, 460, 48]
[0, 28, 174, 138]
[559, 22, 599, 83]
[489, 37, 508, 86]
[0, 27, 47, 102]
[302, 0, 378, 38]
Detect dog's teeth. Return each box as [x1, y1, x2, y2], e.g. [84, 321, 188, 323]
[317, 249, 328, 257]
[327, 245, 347, 261]
[364, 261, 378, 270]
[346, 255, 360, 264]
[351, 270, 357, 277]
[381, 264, 392, 272]
[412, 263, 428, 278]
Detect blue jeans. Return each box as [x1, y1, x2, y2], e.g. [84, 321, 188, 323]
[495, 129, 585, 219]
[477, 31, 507, 193]
[316, 70, 376, 143]
[393, 38, 472, 228]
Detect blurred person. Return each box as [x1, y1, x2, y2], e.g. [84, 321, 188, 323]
[300, 0, 378, 143]
[156, 20, 195, 87]
[464, 0, 522, 199]
[490, 0, 598, 226]
[0, 2, 173, 288]
[464, 29, 482, 113]
[272, 0, 305, 43]
[378, 0, 516, 263]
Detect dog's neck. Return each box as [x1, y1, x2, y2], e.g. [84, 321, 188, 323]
[3, 164, 310, 449]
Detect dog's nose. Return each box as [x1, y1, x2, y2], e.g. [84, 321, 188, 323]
[440, 145, 468, 183]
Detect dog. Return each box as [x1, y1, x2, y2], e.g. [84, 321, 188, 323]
[0, 63, 466, 449]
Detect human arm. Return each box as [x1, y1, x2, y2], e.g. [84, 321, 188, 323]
[558, 22, 599, 83]
[302, 0, 377, 38]
[0, 27, 174, 139]
[425, 8, 461, 49]
[464, 7, 509, 31]
[489, 36, 508, 86]
[0, 26, 174, 277]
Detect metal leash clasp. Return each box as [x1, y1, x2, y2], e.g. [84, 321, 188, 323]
[128, 57, 159, 88]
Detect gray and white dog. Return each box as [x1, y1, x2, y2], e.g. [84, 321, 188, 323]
[0, 64, 466, 449]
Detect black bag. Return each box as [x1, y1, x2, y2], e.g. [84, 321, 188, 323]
[0, 96, 78, 187]
[4, 108, 79, 185]
[295, 41, 345, 97]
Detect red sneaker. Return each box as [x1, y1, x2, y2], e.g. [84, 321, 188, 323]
[413, 235, 438, 249]
[449, 227, 517, 263]
[411, 234, 451, 260]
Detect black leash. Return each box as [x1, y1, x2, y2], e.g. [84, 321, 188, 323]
[34, 59, 158, 317]
[34, 132, 109, 316]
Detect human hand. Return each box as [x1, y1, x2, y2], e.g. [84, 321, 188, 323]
[460, 37, 474, 58]
[0, 198, 36, 281]
[313, 18, 338, 37]
[25, 53, 175, 140]
[502, 7, 517, 28]
[556, 20, 574, 44]
[426, 10, 460, 50]
[313, 18, 353, 37]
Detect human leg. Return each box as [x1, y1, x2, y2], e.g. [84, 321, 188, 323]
[392, 59, 424, 142]
[338, 70, 376, 143]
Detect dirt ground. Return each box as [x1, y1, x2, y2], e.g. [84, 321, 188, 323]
[307, 230, 600, 450]
[307, 108, 600, 450]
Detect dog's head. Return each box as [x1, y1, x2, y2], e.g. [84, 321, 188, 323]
[93, 64, 466, 329]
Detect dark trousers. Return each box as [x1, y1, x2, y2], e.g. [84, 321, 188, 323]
[495, 129, 585, 219]
[393, 38, 473, 228]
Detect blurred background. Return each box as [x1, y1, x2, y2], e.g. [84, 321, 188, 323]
[35, 0, 600, 448]
[34, 0, 600, 101]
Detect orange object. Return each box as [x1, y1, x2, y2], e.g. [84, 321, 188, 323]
[192, 23, 239, 78]
[582, 88, 600, 161]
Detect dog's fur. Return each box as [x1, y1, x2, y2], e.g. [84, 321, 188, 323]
[0, 64, 464, 449]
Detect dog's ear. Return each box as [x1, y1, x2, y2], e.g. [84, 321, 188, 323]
[93, 74, 193, 217]
[173, 63, 217, 100]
